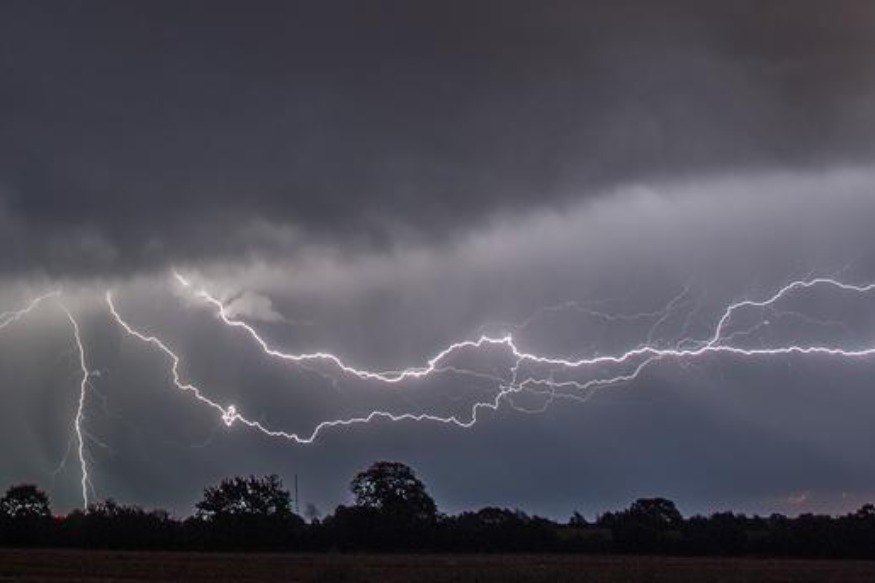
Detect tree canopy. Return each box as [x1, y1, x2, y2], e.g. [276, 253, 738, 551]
[195, 474, 292, 521]
[350, 461, 437, 521]
[2, 467, 875, 558]
[628, 497, 683, 527]
[0, 485, 51, 520]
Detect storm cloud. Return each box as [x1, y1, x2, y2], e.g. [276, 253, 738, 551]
[1, 2, 875, 519]
[1, 1, 874, 275]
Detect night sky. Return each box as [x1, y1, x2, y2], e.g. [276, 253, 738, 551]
[2, 1, 875, 520]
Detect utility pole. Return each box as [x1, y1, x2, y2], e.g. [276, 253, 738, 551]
[294, 473, 300, 515]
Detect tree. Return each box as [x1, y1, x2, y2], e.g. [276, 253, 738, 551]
[855, 504, 875, 520]
[60, 499, 176, 549]
[604, 498, 683, 553]
[350, 461, 437, 522]
[569, 511, 588, 527]
[0, 484, 52, 547]
[448, 507, 558, 552]
[628, 497, 683, 528]
[195, 474, 292, 520]
[0, 484, 51, 520]
[193, 475, 303, 550]
[323, 462, 438, 550]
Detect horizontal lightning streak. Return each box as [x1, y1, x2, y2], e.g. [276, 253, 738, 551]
[103, 273, 875, 446]
[173, 269, 513, 383]
[5, 273, 875, 506]
[107, 290, 515, 443]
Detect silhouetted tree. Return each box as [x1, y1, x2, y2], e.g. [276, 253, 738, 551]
[628, 497, 683, 527]
[684, 512, 747, 555]
[843, 504, 875, 559]
[0, 484, 50, 519]
[59, 499, 177, 549]
[196, 474, 292, 520]
[350, 461, 436, 521]
[569, 511, 588, 527]
[193, 474, 302, 550]
[0, 484, 52, 546]
[602, 497, 683, 553]
[446, 507, 558, 552]
[322, 461, 438, 550]
[3, 471, 875, 557]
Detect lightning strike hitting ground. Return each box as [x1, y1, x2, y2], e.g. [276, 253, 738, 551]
[102, 273, 875, 448]
[0, 292, 92, 508]
[58, 303, 92, 509]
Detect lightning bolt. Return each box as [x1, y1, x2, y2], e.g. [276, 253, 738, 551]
[6, 272, 875, 507]
[107, 290, 513, 442]
[0, 292, 92, 508]
[58, 302, 92, 508]
[0, 291, 61, 330]
[102, 272, 875, 447]
[170, 270, 512, 384]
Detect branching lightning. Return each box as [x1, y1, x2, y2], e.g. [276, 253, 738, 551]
[103, 272, 875, 447]
[5, 272, 875, 509]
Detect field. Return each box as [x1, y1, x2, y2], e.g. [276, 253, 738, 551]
[1, 551, 875, 582]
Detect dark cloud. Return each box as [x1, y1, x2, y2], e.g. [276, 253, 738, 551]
[1, 1, 873, 275]
[4, 169, 875, 516]
[2, 2, 875, 519]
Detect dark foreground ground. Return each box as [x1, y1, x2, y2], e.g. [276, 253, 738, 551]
[1, 550, 874, 582]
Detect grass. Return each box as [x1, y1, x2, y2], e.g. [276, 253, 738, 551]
[0, 550, 874, 582]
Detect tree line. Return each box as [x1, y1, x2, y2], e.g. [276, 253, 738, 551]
[1, 461, 874, 559]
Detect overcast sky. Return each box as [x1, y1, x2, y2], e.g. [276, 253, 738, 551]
[2, 1, 875, 519]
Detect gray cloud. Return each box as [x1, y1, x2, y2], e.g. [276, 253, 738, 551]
[2, 2, 875, 519]
[1, 1, 873, 275]
[5, 167, 875, 516]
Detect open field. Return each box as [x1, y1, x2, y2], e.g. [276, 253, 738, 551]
[0, 550, 874, 582]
